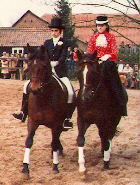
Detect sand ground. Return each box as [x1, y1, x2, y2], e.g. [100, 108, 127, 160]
[0, 79, 139, 185]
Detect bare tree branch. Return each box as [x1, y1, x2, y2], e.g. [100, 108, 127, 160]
[71, 2, 140, 24]
[110, 27, 139, 46]
[112, 0, 137, 10]
[131, 0, 140, 13]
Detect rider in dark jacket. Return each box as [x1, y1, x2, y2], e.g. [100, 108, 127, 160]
[12, 17, 75, 129]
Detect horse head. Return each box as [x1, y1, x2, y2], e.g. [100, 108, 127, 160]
[27, 44, 52, 93]
[77, 51, 101, 101]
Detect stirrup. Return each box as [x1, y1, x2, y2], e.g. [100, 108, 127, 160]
[63, 118, 73, 129]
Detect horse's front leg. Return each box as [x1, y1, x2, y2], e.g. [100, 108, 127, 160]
[22, 119, 38, 178]
[99, 133, 112, 169]
[77, 116, 90, 175]
[51, 128, 63, 174]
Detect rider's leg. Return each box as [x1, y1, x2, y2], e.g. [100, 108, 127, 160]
[12, 80, 30, 122]
[103, 61, 128, 116]
[60, 77, 75, 129]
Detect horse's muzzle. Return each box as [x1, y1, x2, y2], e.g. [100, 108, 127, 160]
[30, 79, 41, 93]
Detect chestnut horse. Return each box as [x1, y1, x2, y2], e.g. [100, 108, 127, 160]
[76, 52, 127, 175]
[22, 45, 76, 178]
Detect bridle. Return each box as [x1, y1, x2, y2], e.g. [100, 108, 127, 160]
[80, 59, 103, 98]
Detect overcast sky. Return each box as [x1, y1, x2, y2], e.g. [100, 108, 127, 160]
[0, 0, 139, 27]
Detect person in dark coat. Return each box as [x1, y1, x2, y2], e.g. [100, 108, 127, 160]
[12, 17, 75, 129]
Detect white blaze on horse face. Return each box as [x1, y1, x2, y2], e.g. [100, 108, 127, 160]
[23, 148, 30, 164]
[83, 65, 88, 91]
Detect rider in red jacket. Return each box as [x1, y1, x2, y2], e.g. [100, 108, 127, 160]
[87, 16, 127, 116]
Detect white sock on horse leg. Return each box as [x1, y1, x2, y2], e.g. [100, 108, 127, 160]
[53, 151, 59, 164]
[78, 147, 86, 172]
[104, 140, 112, 162]
[23, 148, 30, 164]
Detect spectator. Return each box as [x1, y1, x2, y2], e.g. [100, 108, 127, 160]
[17, 53, 24, 80]
[123, 64, 134, 88]
[118, 60, 126, 87]
[9, 53, 18, 79]
[72, 47, 82, 69]
[1, 52, 9, 79]
[65, 47, 74, 71]
[23, 54, 29, 80]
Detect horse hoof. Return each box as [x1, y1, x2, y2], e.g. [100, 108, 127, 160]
[22, 172, 30, 180]
[53, 169, 59, 174]
[53, 164, 59, 174]
[104, 161, 109, 170]
[79, 171, 86, 180]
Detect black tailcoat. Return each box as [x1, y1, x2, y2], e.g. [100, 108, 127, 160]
[44, 37, 68, 78]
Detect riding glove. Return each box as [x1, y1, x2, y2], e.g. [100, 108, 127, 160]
[100, 54, 111, 62]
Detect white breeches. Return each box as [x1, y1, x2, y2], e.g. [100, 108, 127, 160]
[60, 77, 74, 103]
[23, 80, 30, 94]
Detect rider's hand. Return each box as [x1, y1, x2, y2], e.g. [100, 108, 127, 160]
[51, 61, 59, 67]
[99, 54, 111, 62]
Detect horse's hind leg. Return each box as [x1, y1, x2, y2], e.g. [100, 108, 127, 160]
[51, 128, 63, 173]
[22, 121, 38, 178]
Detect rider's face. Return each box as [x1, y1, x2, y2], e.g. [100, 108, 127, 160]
[97, 24, 107, 33]
[51, 28, 61, 38]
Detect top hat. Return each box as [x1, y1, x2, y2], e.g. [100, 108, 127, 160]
[96, 16, 109, 25]
[49, 17, 65, 29]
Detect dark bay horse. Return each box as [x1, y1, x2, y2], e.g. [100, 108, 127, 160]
[22, 45, 75, 178]
[76, 52, 127, 175]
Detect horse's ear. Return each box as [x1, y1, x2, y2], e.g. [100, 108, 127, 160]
[40, 45, 46, 53]
[91, 50, 97, 59]
[27, 43, 33, 53]
[40, 45, 50, 61]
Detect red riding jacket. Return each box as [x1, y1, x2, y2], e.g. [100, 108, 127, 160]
[87, 31, 118, 61]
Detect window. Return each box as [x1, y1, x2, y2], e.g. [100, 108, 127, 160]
[12, 47, 24, 54]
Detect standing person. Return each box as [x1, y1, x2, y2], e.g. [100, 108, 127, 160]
[87, 15, 128, 116]
[18, 53, 24, 80]
[1, 52, 9, 79]
[13, 17, 75, 129]
[9, 53, 18, 80]
[72, 47, 82, 69]
[66, 47, 74, 71]
[123, 64, 133, 88]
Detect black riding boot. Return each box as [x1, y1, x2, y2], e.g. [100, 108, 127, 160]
[63, 103, 75, 129]
[13, 93, 28, 122]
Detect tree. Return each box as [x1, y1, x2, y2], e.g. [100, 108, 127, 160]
[55, 0, 77, 48]
[71, 0, 140, 46]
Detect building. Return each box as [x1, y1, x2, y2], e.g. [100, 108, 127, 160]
[0, 10, 51, 55]
[0, 10, 139, 55]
